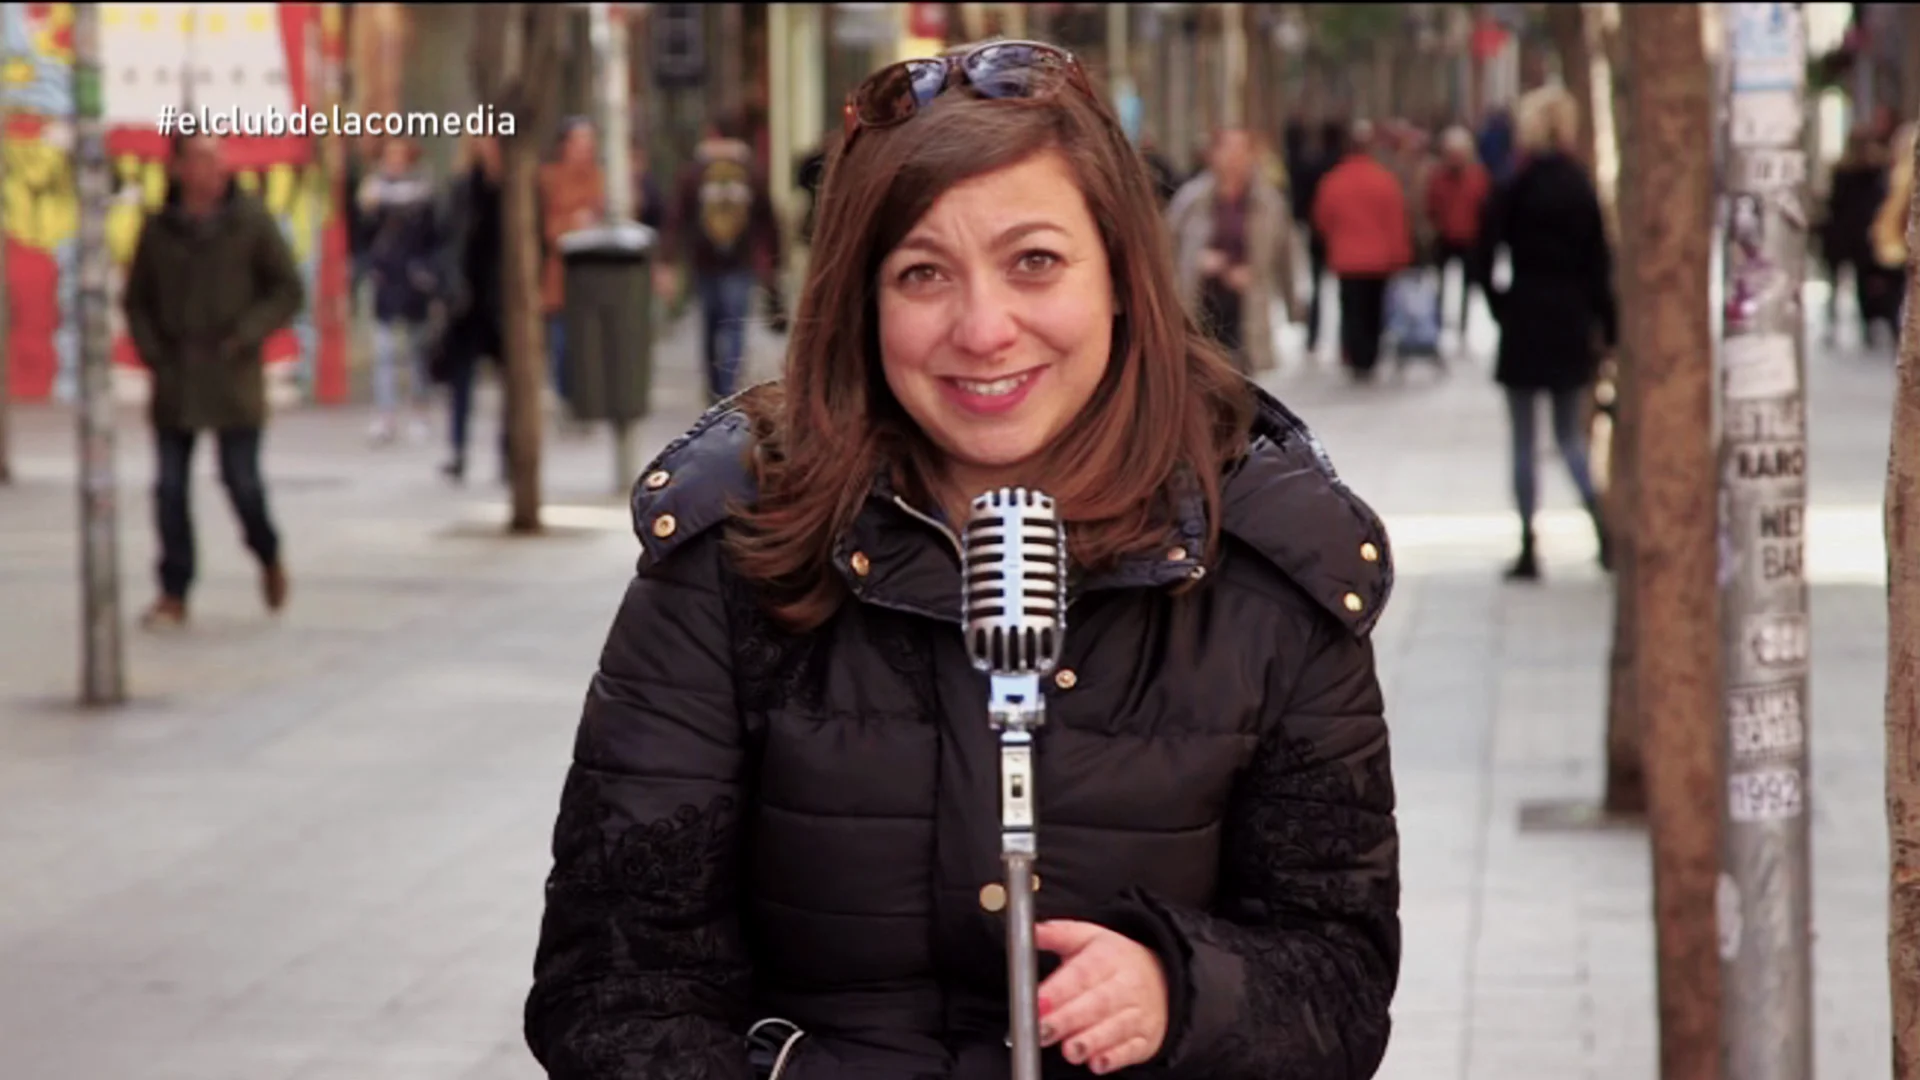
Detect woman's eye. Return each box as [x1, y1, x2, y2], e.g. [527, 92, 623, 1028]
[897, 263, 941, 285]
[1016, 250, 1062, 274]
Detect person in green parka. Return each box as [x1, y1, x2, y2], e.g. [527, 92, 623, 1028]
[122, 132, 306, 629]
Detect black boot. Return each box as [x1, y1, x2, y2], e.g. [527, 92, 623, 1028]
[1505, 526, 1541, 581]
[1585, 496, 1613, 572]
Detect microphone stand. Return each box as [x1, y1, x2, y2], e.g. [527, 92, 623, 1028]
[989, 671, 1045, 1080]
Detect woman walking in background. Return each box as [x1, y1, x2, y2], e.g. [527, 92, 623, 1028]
[432, 133, 506, 484]
[357, 136, 444, 444]
[1470, 85, 1616, 581]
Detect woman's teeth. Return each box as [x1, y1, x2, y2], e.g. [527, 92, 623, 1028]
[953, 372, 1034, 396]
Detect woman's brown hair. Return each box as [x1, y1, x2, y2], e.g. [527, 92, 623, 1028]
[727, 42, 1255, 632]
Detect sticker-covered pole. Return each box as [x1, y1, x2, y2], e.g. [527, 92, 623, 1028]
[1715, 5, 1812, 1076]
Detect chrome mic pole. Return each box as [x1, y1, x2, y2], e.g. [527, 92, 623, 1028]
[962, 487, 1067, 1080]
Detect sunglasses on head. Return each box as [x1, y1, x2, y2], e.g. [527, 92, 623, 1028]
[841, 40, 1093, 145]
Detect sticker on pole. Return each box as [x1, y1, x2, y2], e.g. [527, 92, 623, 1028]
[1734, 149, 1807, 193]
[1731, 90, 1803, 148]
[1727, 682, 1806, 763]
[1723, 333, 1798, 400]
[1717, 873, 1742, 961]
[1746, 612, 1810, 673]
[1728, 766, 1804, 821]
[1728, 3, 1804, 93]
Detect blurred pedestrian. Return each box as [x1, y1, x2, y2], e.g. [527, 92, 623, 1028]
[1167, 127, 1300, 374]
[1424, 126, 1491, 332]
[1137, 133, 1182, 208]
[1867, 121, 1915, 350]
[526, 36, 1399, 1080]
[1469, 84, 1616, 581]
[629, 138, 666, 232]
[431, 133, 507, 484]
[1293, 120, 1346, 354]
[123, 132, 305, 629]
[538, 117, 606, 413]
[1476, 106, 1516, 185]
[1311, 119, 1414, 381]
[356, 136, 444, 445]
[664, 109, 783, 404]
[1819, 128, 1888, 345]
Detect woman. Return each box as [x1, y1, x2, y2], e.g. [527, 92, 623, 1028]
[539, 117, 606, 410]
[1820, 129, 1888, 346]
[355, 136, 443, 444]
[525, 39, 1400, 1080]
[1166, 127, 1299, 375]
[1470, 84, 1616, 581]
[431, 133, 505, 483]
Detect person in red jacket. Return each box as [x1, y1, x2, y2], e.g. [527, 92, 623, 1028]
[1311, 120, 1414, 380]
[1424, 126, 1491, 333]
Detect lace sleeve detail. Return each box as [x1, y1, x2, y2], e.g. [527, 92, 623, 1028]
[525, 542, 755, 1080]
[1140, 620, 1401, 1080]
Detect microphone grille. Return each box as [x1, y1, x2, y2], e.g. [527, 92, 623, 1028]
[962, 487, 1066, 674]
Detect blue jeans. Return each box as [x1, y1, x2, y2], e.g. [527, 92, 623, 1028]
[370, 319, 428, 414]
[154, 427, 280, 601]
[698, 270, 756, 403]
[1505, 386, 1599, 527]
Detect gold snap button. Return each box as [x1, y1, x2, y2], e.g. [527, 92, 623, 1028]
[644, 469, 671, 490]
[979, 882, 1007, 912]
[1343, 592, 1364, 613]
[651, 514, 678, 539]
[850, 551, 871, 577]
[1360, 542, 1379, 563]
[1167, 546, 1188, 562]
[1032, 874, 1042, 892]
[1054, 668, 1077, 690]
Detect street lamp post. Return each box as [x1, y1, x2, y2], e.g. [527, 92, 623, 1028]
[1715, 4, 1814, 1076]
[72, 2, 125, 706]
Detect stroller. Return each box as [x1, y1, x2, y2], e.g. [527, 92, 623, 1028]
[1385, 267, 1445, 371]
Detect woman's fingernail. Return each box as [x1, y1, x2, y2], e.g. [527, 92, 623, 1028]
[1037, 996, 1054, 1017]
[1066, 1041, 1086, 1064]
[1038, 1022, 1056, 1045]
[1091, 1057, 1111, 1075]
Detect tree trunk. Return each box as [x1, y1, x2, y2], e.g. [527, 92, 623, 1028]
[473, 3, 567, 534]
[1600, 3, 1645, 817]
[1888, 127, 1920, 1080]
[501, 139, 545, 533]
[1620, 7, 1722, 1080]
[1548, 2, 1597, 179]
[1902, 4, 1920, 124]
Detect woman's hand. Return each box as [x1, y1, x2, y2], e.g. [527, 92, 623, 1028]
[1034, 919, 1168, 1075]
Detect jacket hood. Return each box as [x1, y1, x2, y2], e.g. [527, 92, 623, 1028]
[628, 380, 1392, 638]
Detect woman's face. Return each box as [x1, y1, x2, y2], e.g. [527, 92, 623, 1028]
[876, 150, 1116, 498]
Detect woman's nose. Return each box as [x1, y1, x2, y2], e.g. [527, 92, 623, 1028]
[949, 282, 1020, 358]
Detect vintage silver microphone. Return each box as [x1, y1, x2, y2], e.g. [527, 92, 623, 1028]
[961, 487, 1067, 1080]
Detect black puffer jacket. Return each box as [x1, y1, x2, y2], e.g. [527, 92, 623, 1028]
[526, 383, 1401, 1080]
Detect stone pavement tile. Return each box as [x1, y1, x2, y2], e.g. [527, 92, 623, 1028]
[1465, 1037, 1591, 1080]
[1375, 1015, 1464, 1080]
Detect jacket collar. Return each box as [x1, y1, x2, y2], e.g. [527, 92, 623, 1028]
[630, 381, 1392, 638]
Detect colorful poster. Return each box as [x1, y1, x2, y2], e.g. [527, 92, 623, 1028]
[2, 3, 346, 407]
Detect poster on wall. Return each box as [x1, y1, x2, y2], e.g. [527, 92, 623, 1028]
[2, 2, 346, 407]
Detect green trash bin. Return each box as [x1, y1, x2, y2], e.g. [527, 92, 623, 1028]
[559, 222, 655, 425]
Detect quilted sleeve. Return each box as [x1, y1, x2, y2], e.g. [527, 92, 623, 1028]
[524, 534, 754, 1080]
[1111, 613, 1400, 1080]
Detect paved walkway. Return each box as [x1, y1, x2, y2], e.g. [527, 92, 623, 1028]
[0, 295, 1897, 1079]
